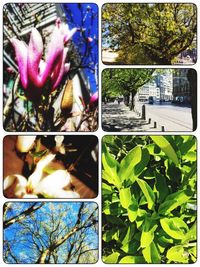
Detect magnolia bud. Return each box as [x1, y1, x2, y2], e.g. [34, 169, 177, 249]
[16, 136, 36, 152]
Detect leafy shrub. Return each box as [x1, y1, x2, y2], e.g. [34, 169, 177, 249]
[102, 136, 197, 264]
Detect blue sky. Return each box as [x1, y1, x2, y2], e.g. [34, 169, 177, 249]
[63, 3, 98, 93]
[4, 202, 98, 264]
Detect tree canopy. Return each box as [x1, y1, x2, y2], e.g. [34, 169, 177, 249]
[4, 202, 98, 264]
[102, 69, 155, 109]
[102, 3, 197, 64]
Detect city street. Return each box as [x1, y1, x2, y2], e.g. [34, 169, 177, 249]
[102, 101, 193, 131]
[138, 102, 192, 131]
[102, 49, 119, 64]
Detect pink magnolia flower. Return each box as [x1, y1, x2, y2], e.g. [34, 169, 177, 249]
[89, 91, 98, 107]
[6, 67, 15, 74]
[11, 18, 76, 101]
[87, 37, 93, 43]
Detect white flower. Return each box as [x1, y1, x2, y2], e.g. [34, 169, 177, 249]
[55, 135, 65, 154]
[4, 154, 80, 198]
[16, 136, 36, 152]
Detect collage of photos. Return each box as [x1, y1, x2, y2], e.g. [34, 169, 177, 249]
[1, 1, 198, 266]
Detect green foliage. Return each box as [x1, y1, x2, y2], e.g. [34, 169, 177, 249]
[102, 3, 197, 64]
[102, 68, 155, 98]
[102, 135, 197, 263]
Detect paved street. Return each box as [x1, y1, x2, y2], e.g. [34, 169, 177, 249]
[102, 50, 119, 64]
[102, 102, 151, 131]
[102, 102, 193, 132]
[138, 102, 192, 131]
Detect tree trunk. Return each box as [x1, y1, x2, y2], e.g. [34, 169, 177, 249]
[124, 94, 130, 106]
[130, 91, 135, 110]
[4, 203, 44, 229]
[187, 69, 197, 131]
[36, 249, 50, 264]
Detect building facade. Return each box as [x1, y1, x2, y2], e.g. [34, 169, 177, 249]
[173, 69, 191, 104]
[137, 81, 160, 102]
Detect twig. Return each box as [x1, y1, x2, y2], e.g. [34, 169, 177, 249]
[3, 74, 20, 129]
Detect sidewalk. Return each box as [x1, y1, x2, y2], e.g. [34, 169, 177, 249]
[102, 102, 151, 131]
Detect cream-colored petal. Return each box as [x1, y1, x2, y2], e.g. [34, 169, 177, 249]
[35, 170, 71, 197]
[4, 174, 28, 198]
[22, 194, 38, 198]
[55, 135, 64, 147]
[16, 136, 36, 152]
[35, 154, 55, 171]
[28, 154, 56, 186]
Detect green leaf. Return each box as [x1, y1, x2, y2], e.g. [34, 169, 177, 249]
[136, 179, 155, 210]
[160, 217, 189, 239]
[183, 151, 196, 162]
[179, 137, 196, 155]
[158, 190, 192, 215]
[151, 136, 179, 165]
[103, 228, 118, 242]
[182, 222, 197, 243]
[134, 148, 150, 176]
[142, 242, 161, 263]
[102, 145, 121, 188]
[103, 252, 120, 263]
[102, 183, 113, 195]
[127, 196, 138, 222]
[120, 241, 139, 254]
[103, 202, 122, 216]
[182, 162, 197, 187]
[155, 172, 169, 202]
[141, 224, 157, 248]
[105, 215, 124, 226]
[164, 160, 181, 183]
[166, 245, 188, 263]
[30, 149, 47, 158]
[119, 187, 132, 209]
[118, 146, 142, 182]
[119, 256, 145, 263]
[121, 224, 135, 245]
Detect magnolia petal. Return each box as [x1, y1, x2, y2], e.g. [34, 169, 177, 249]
[36, 170, 71, 197]
[41, 26, 64, 85]
[90, 91, 98, 104]
[55, 135, 64, 147]
[38, 60, 47, 76]
[10, 38, 28, 89]
[52, 48, 69, 90]
[28, 154, 55, 187]
[23, 194, 38, 198]
[39, 170, 71, 189]
[4, 174, 27, 198]
[4, 174, 27, 190]
[27, 28, 44, 88]
[63, 27, 77, 43]
[16, 136, 36, 152]
[35, 154, 55, 171]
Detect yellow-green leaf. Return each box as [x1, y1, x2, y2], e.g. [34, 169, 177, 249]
[119, 187, 132, 209]
[119, 256, 145, 263]
[160, 217, 188, 240]
[103, 252, 120, 263]
[166, 245, 188, 263]
[151, 136, 179, 165]
[137, 179, 155, 210]
[142, 242, 161, 263]
[118, 146, 142, 182]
